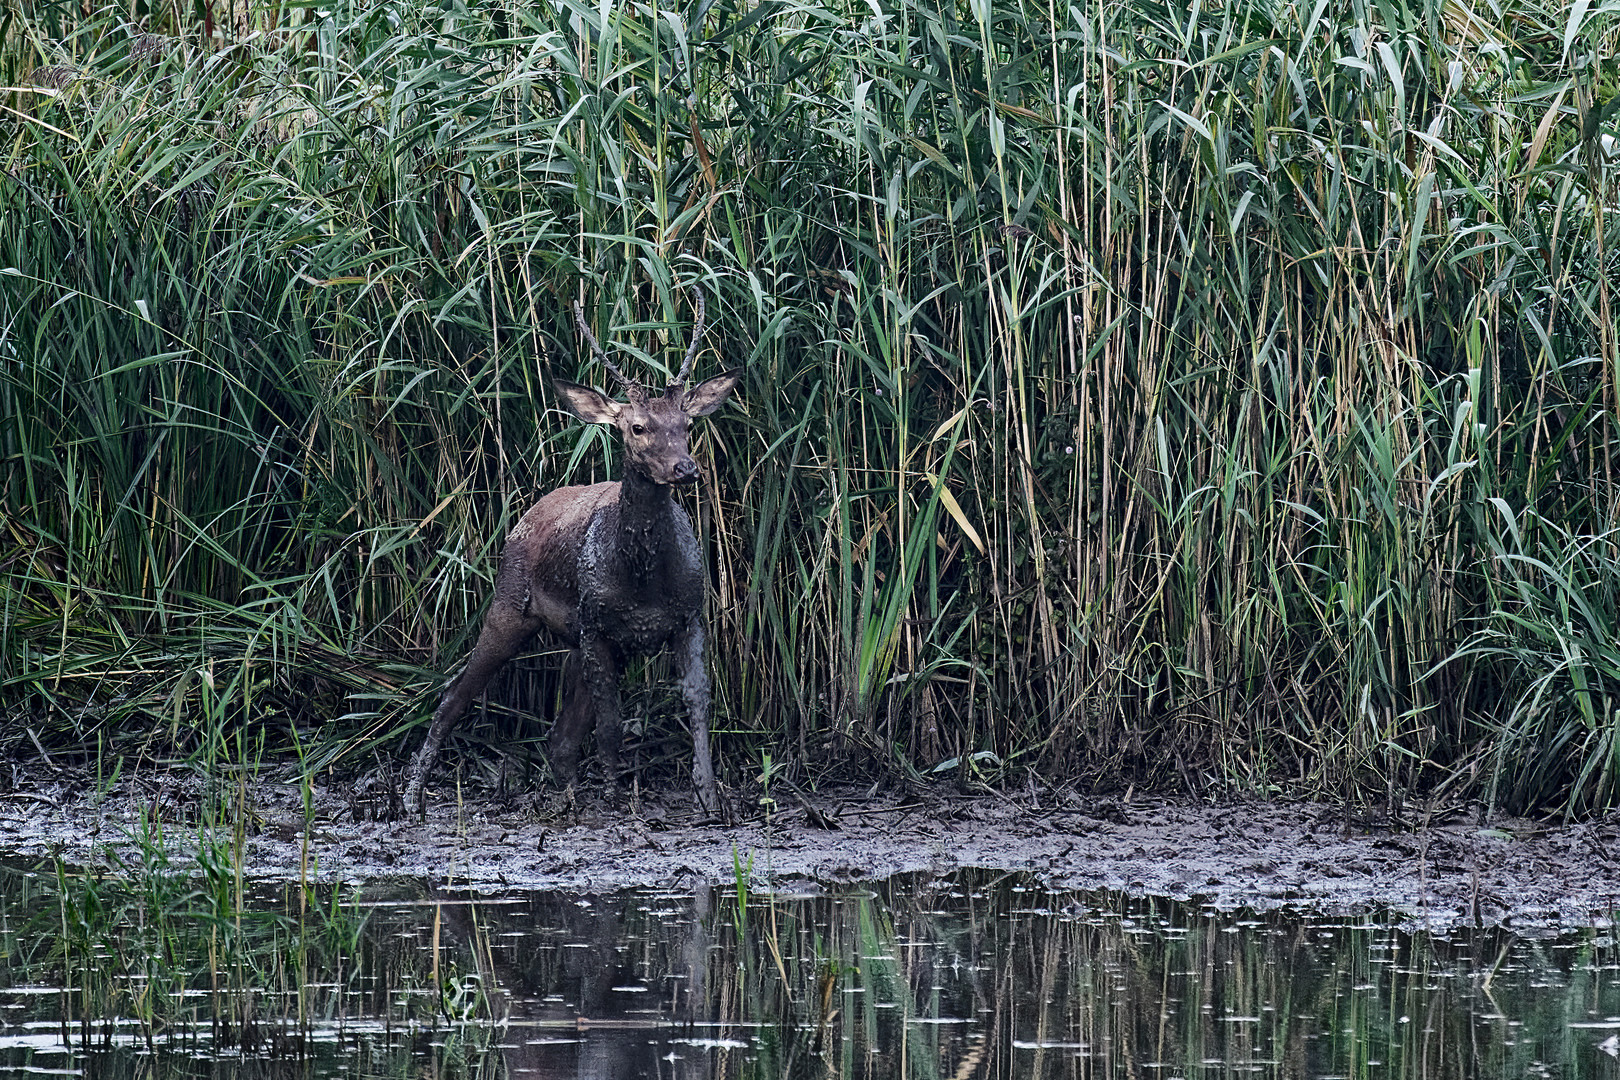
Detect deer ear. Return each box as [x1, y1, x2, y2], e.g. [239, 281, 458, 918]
[682, 369, 742, 417]
[554, 380, 622, 425]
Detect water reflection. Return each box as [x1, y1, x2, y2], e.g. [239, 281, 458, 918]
[0, 862, 1614, 1078]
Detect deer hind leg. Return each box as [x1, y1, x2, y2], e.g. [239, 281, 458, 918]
[403, 600, 540, 814]
[547, 647, 591, 785]
[579, 632, 624, 782]
[675, 619, 721, 817]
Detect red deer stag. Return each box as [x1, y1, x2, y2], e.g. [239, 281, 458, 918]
[401, 292, 740, 816]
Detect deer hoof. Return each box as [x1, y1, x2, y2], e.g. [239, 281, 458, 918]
[693, 790, 726, 825]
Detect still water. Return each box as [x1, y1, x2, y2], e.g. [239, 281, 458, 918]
[0, 860, 1615, 1078]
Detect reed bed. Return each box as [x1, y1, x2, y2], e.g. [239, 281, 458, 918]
[2, 0, 1618, 812]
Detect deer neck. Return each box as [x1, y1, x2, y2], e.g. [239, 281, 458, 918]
[613, 469, 680, 579]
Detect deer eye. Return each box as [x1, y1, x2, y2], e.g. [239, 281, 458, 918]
[631, 423, 645, 436]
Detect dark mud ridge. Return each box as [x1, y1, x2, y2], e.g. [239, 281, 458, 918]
[2, 776, 1617, 932]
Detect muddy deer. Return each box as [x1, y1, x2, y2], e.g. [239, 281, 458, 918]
[401, 292, 740, 816]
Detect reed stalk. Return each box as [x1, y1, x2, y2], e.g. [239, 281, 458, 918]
[3, 0, 1618, 811]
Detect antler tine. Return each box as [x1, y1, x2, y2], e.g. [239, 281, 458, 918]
[573, 300, 637, 395]
[674, 287, 706, 387]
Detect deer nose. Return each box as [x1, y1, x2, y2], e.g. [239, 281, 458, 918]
[670, 458, 699, 485]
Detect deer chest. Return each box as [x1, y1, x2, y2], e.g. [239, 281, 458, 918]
[575, 502, 706, 656]
[590, 576, 703, 655]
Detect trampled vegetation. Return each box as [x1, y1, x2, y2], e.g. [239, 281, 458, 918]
[3, 0, 1619, 813]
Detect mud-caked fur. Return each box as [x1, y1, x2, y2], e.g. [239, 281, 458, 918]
[401, 370, 742, 816]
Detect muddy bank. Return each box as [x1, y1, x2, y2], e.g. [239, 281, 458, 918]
[1, 775, 1617, 932]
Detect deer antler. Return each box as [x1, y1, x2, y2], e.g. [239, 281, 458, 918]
[573, 300, 638, 396]
[674, 287, 706, 387]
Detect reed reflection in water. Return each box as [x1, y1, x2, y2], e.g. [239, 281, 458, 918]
[0, 862, 1614, 1078]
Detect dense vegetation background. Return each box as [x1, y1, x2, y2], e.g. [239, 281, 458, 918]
[3, 0, 1618, 814]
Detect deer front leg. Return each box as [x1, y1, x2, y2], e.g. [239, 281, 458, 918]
[675, 619, 721, 818]
[547, 648, 590, 786]
[402, 600, 539, 815]
[579, 631, 624, 782]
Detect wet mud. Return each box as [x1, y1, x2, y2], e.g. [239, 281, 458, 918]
[1, 774, 1617, 932]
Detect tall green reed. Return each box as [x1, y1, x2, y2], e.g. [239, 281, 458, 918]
[3, 0, 1619, 811]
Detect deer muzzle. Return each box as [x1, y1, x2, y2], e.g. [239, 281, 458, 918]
[669, 458, 700, 485]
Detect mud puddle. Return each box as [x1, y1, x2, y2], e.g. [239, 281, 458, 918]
[0, 773, 1617, 931]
